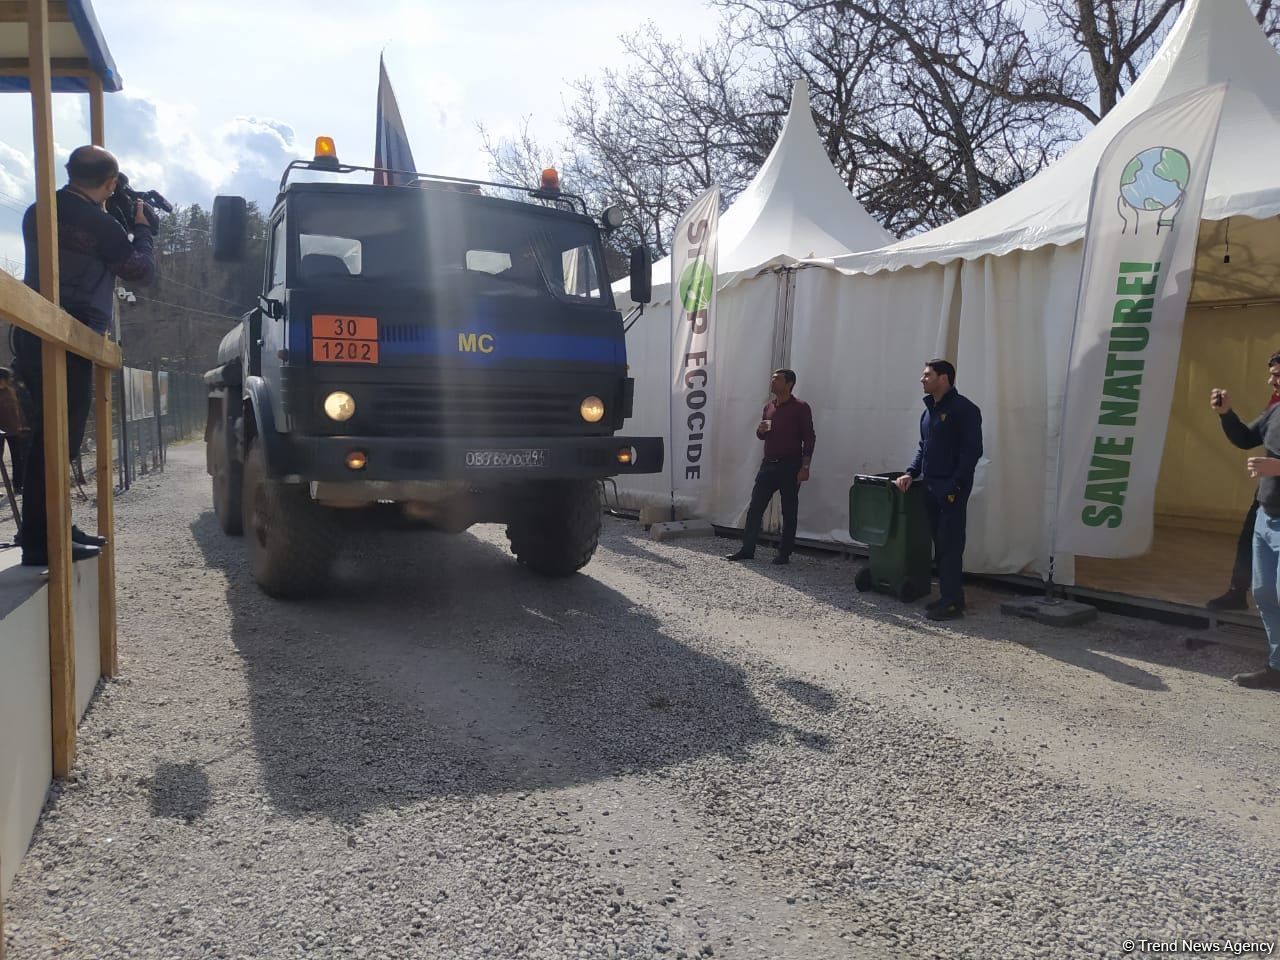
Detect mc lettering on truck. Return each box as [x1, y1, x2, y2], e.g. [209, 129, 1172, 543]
[679, 216, 713, 481]
[1080, 260, 1160, 530]
[458, 332, 495, 353]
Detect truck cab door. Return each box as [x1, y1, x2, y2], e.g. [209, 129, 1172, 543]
[259, 213, 290, 430]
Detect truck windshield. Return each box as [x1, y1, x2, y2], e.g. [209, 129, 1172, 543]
[291, 190, 608, 303]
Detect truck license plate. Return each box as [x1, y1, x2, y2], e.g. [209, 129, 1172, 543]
[465, 449, 548, 469]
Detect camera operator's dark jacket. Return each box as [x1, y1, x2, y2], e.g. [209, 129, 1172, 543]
[21, 187, 155, 335]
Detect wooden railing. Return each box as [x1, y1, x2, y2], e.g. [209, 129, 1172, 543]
[1, 7, 121, 953]
[0, 274, 122, 771]
[1, 0, 119, 782]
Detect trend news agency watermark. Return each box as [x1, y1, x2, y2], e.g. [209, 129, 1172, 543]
[1120, 939, 1275, 956]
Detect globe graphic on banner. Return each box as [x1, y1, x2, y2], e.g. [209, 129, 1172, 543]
[1119, 146, 1190, 213]
[679, 258, 715, 313]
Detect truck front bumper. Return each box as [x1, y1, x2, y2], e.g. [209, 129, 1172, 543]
[272, 433, 664, 482]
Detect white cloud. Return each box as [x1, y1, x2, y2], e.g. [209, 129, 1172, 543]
[215, 116, 307, 209]
[0, 143, 33, 208]
[0, 0, 725, 264]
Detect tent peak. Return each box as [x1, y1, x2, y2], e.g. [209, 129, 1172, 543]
[788, 78, 809, 117]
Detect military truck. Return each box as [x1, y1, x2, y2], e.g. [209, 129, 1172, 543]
[204, 138, 661, 597]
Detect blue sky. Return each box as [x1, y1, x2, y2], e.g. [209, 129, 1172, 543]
[0, 0, 721, 270]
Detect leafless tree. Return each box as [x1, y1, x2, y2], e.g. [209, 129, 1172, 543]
[482, 0, 1279, 257]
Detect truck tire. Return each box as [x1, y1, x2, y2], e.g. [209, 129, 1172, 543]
[242, 438, 336, 598]
[506, 479, 601, 577]
[210, 417, 243, 536]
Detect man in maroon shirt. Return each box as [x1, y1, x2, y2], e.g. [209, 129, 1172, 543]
[726, 369, 816, 566]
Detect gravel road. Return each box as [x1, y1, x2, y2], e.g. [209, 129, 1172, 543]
[4, 442, 1279, 959]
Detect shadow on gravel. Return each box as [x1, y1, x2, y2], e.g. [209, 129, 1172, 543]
[725, 544, 1250, 690]
[149, 761, 212, 822]
[775, 678, 837, 713]
[594, 530, 690, 571]
[191, 511, 775, 823]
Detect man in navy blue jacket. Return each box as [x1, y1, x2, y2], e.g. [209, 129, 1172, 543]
[14, 145, 156, 567]
[894, 359, 983, 620]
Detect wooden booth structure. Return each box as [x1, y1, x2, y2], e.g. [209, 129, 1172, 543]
[0, 2, 124, 953]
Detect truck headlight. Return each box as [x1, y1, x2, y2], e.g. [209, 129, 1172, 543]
[324, 391, 356, 422]
[580, 395, 605, 423]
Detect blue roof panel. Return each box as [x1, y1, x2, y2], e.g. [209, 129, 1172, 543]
[0, 0, 121, 94]
[67, 0, 121, 91]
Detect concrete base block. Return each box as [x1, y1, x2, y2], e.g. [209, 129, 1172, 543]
[650, 519, 715, 542]
[1001, 596, 1098, 627]
[639, 504, 678, 526]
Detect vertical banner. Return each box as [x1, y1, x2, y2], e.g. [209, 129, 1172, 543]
[1055, 84, 1227, 558]
[670, 186, 721, 511]
[373, 56, 417, 186]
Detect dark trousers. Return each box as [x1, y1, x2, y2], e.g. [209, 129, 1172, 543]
[925, 488, 969, 607]
[1231, 500, 1261, 591]
[741, 458, 801, 557]
[2, 432, 28, 492]
[15, 331, 94, 558]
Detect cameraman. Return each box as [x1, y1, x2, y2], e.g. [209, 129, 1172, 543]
[13, 144, 155, 567]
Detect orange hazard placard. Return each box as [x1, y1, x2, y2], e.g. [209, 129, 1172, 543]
[312, 314, 379, 364]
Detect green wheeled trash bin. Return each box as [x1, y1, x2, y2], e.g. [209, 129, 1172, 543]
[849, 473, 932, 603]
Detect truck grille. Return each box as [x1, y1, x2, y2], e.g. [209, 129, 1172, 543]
[367, 382, 588, 437]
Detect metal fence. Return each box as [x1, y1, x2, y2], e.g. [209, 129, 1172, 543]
[90, 366, 205, 489]
[2, 364, 205, 532]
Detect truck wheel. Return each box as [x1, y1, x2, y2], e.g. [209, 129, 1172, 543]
[242, 438, 336, 598]
[210, 418, 243, 536]
[506, 479, 601, 577]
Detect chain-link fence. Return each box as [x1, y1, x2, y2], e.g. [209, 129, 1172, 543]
[86, 366, 205, 489]
[1, 364, 205, 529]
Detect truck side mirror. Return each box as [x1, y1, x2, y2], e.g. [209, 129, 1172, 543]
[629, 246, 652, 305]
[212, 195, 248, 262]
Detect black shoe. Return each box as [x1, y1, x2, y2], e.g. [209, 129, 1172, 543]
[926, 603, 965, 621]
[725, 551, 754, 562]
[1206, 587, 1248, 612]
[925, 597, 945, 611]
[21, 544, 101, 567]
[1232, 666, 1280, 690]
[771, 554, 790, 566]
[71, 525, 107, 548]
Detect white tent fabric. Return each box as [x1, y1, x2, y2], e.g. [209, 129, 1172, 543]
[617, 78, 893, 308]
[780, 0, 1280, 583]
[614, 78, 893, 520]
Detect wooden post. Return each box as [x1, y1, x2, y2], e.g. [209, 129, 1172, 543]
[30, 0, 76, 779]
[88, 73, 103, 147]
[95, 365, 116, 677]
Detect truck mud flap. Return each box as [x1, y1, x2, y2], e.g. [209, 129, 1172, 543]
[245, 376, 296, 479]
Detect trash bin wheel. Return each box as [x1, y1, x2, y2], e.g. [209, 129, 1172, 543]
[897, 581, 919, 603]
[854, 567, 873, 592]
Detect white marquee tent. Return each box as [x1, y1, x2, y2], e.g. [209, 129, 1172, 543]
[789, 0, 1280, 591]
[614, 79, 893, 523]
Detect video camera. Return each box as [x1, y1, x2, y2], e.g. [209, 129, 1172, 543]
[105, 172, 172, 233]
